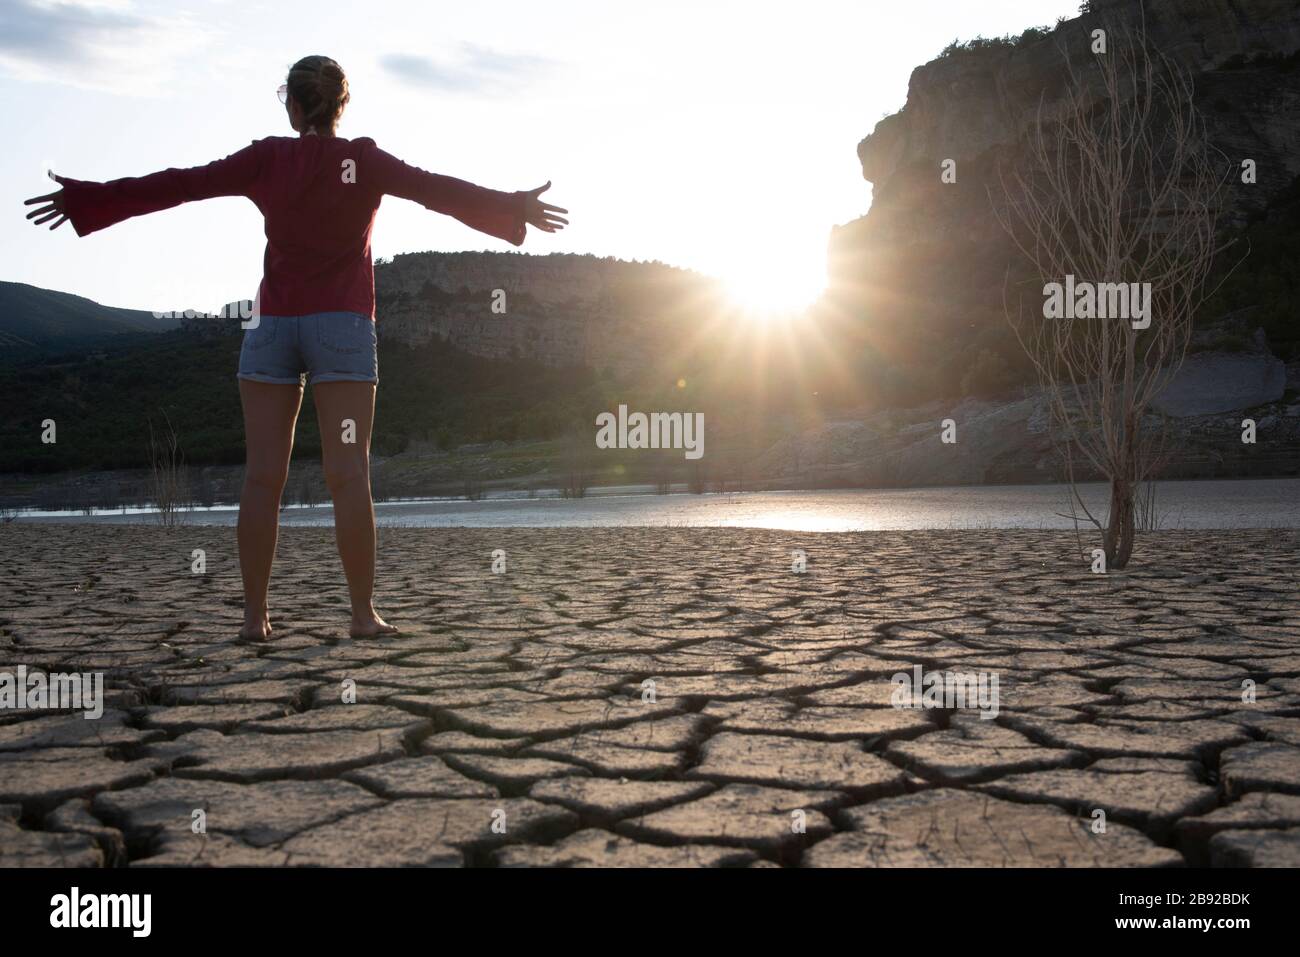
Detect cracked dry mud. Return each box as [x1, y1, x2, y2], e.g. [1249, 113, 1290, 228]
[1, 525, 1298, 868]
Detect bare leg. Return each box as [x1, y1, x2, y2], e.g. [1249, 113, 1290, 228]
[313, 381, 397, 637]
[237, 379, 303, 639]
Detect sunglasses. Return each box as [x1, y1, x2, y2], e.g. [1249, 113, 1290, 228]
[277, 84, 288, 105]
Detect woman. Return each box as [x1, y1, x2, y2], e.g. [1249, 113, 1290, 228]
[24, 55, 568, 640]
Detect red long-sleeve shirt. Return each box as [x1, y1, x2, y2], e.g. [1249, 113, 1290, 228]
[58, 135, 528, 320]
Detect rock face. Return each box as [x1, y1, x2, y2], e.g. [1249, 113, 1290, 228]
[750, 385, 1300, 487]
[846, 0, 1300, 241]
[829, 0, 1300, 409]
[758, 23, 1300, 490]
[373, 251, 726, 374]
[1153, 352, 1289, 417]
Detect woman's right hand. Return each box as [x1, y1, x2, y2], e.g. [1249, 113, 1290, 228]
[25, 175, 69, 230]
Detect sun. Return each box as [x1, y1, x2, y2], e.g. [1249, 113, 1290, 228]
[718, 249, 827, 321]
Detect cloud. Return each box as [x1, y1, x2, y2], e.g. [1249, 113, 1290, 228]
[0, 0, 211, 94]
[380, 42, 554, 95]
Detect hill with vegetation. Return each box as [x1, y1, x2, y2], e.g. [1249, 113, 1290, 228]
[0, 281, 179, 362]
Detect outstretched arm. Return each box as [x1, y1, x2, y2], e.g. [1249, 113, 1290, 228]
[24, 143, 262, 237]
[363, 143, 567, 245]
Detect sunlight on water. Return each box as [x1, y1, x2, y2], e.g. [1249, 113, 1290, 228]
[15, 479, 1300, 531]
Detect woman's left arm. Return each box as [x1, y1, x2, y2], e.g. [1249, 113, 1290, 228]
[360, 141, 567, 245]
[24, 142, 262, 237]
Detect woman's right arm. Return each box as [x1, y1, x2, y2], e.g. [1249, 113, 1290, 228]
[26, 142, 263, 237]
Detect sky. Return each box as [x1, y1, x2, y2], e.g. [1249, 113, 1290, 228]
[1, 0, 1083, 315]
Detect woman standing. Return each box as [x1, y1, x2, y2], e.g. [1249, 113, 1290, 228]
[25, 54, 569, 639]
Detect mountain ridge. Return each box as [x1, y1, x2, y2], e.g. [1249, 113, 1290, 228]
[0, 281, 180, 361]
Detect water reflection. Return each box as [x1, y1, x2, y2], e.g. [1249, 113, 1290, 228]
[14, 479, 1300, 531]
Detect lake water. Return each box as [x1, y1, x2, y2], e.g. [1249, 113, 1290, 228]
[14, 478, 1300, 532]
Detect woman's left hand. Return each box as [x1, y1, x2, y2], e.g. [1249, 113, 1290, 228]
[523, 181, 568, 233]
[25, 174, 69, 230]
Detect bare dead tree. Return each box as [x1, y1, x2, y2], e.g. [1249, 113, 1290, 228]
[148, 412, 189, 527]
[993, 20, 1230, 569]
[560, 428, 591, 498]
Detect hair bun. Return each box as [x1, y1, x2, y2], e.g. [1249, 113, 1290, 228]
[321, 62, 345, 90]
[286, 55, 350, 132]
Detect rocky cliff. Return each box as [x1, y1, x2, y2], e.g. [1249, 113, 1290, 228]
[846, 0, 1300, 236]
[792, 0, 1300, 485]
[827, 0, 1300, 399]
[373, 251, 728, 375]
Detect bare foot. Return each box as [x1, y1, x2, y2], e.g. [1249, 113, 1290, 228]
[239, 613, 273, 641]
[350, 612, 398, 638]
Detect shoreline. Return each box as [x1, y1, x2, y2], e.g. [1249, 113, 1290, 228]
[8, 477, 1300, 531]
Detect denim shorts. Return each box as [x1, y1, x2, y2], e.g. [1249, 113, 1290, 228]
[236, 312, 378, 386]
